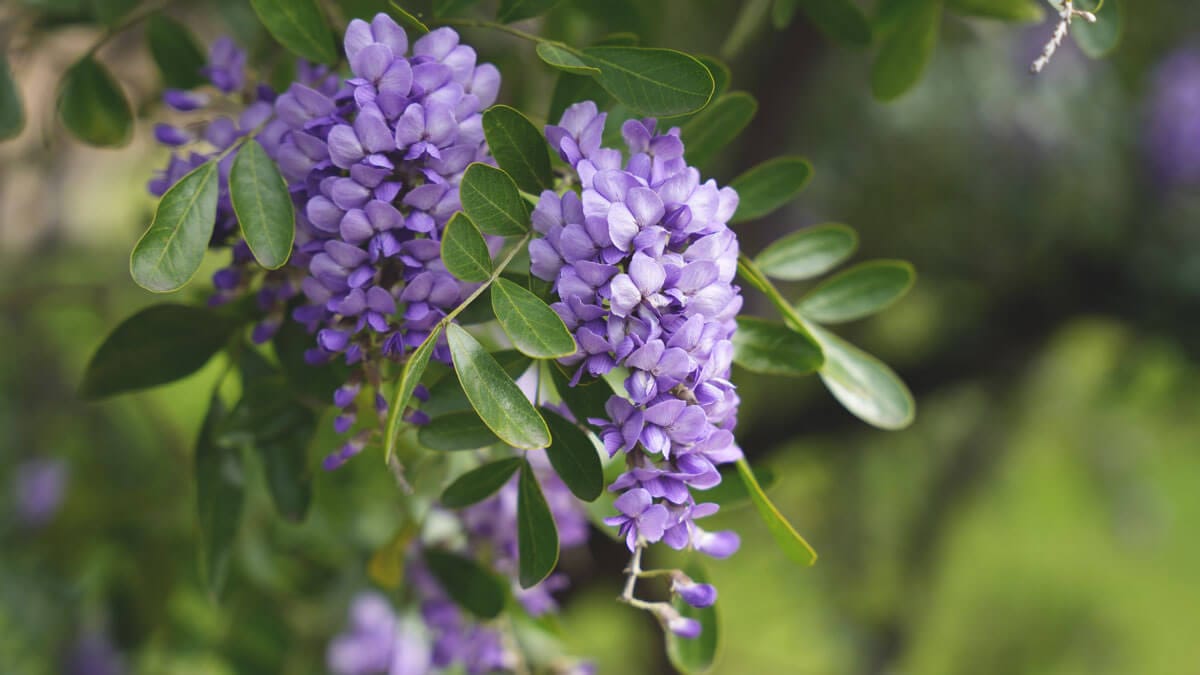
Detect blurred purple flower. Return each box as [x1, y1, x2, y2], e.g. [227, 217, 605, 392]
[65, 629, 125, 675]
[1147, 46, 1200, 187]
[13, 458, 66, 527]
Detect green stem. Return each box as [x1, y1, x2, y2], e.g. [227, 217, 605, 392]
[437, 17, 552, 46]
[737, 252, 817, 339]
[442, 233, 531, 325]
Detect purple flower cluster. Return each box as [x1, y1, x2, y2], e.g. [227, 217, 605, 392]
[1146, 46, 1200, 187]
[530, 102, 743, 632]
[267, 14, 500, 469]
[328, 454, 592, 675]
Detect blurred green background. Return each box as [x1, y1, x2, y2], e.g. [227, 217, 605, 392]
[3, 0, 1200, 673]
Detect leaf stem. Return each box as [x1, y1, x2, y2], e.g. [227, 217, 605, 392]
[437, 17, 551, 46]
[737, 252, 820, 344]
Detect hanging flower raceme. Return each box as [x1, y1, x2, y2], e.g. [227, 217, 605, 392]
[530, 101, 742, 636]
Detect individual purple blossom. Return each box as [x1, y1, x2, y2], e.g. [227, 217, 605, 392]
[12, 458, 67, 528]
[1146, 46, 1200, 187]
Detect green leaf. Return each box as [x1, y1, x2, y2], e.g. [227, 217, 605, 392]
[81, 304, 237, 399]
[772, 0, 800, 28]
[517, 459, 559, 588]
[231, 139, 295, 270]
[460, 163, 531, 236]
[441, 457, 523, 508]
[424, 548, 507, 619]
[729, 156, 813, 223]
[130, 160, 219, 293]
[424, 350, 533, 417]
[441, 213, 493, 283]
[1072, 0, 1122, 58]
[737, 458, 817, 565]
[384, 326, 441, 461]
[696, 55, 731, 97]
[704, 463, 778, 508]
[807, 321, 915, 430]
[249, 0, 337, 64]
[793, 0, 873, 46]
[447, 324, 550, 450]
[666, 560, 720, 674]
[549, 365, 614, 430]
[797, 260, 915, 324]
[273, 318, 344, 402]
[579, 46, 715, 117]
[483, 105, 554, 194]
[946, 0, 1043, 21]
[536, 42, 601, 76]
[418, 410, 503, 451]
[90, 0, 139, 25]
[541, 408, 603, 501]
[0, 53, 24, 141]
[433, 0, 482, 17]
[754, 223, 858, 281]
[146, 13, 207, 89]
[491, 278, 577, 359]
[871, 0, 942, 101]
[681, 92, 757, 169]
[732, 316, 824, 377]
[386, 1, 430, 34]
[497, 0, 561, 23]
[195, 395, 243, 594]
[57, 56, 133, 147]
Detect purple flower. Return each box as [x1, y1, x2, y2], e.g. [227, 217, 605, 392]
[1146, 46, 1200, 187]
[327, 594, 432, 675]
[13, 458, 66, 527]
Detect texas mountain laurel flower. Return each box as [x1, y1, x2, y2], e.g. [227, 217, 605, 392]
[530, 101, 742, 636]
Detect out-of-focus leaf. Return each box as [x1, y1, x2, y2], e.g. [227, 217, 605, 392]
[250, 0, 337, 64]
[729, 156, 813, 223]
[58, 57, 133, 147]
[549, 365, 614, 430]
[541, 408, 603, 501]
[807, 321, 915, 430]
[442, 213, 493, 283]
[368, 523, 418, 590]
[797, 260, 916, 323]
[773, 0, 800, 27]
[441, 457, 523, 508]
[385, 326, 441, 461]
[273, 317, 343, 402]
[947, 0, 1043, 21]
[81, 304, 237, 399]
[681, 92, 757, 169]
[447, 324, 550, 450]
[130, 161, 219, 292]
[491, 279, 577, 359]
[461, 163, 531, 236]
[704, 463, 777, 508]
[792, 0, 873, 46]
[433, 0, 481, 17]
[579, 47, 715, 117]
[231, 139, 295, 270]
[424, 548, 507, 619]
[418, 410, 503, 451]
[497, 0, 561, 23]
[517, 459, 559, 588]
[146, 13, 207, 89]
[871, 0, 942, 101]
[1072, 0, 1122, 58]
[0, 53, 23, 141]
[732, 316, 824, 377]
[754, 223, 858, 281]
[195, 395, 243, 595]
[737, 458, 817, 565]
[666, 560, 720, 674]
[90, 0, 138, 25]
[536, 42, 601, 75]
[483, 105, 554, 194]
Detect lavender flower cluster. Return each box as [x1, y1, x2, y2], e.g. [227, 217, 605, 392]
[530, 102, 743, 634]
[1146, 46, 1200, 187]
[328, 454, 592, 675]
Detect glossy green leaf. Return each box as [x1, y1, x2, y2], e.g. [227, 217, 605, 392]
[737, 458, 817, 566]
[447, 324, 550, 450]
[807, 321, 915, 430]
[729, 156, 813, 223]
[250, 0, 337, 64]
[418, 410, 502, 451]
[732, 316, 824, 377]
[946, 0, 1043, 21]
[541, 408, 603, 501]
[385, 326, 441, 461]
[130, 160, 219, 292]
[460, 163, 531, 236]
[579, 46, 715, 117]
[58, 57, 133, 147]
[231, 139, 295, 269]
[195, 395, 243, 594]
[424, 549, 507, 619]
[549, 365, 614, 427]
[517, 460, 560, 588]
[0, 53, 25, 141]
[491, 279, 577, 359]
[666, 560, 720, 674]
[81, 304, 237, 399]
[146, 13, 207, 89]
[441, 457, 523, 508]
[536, 42, 601, 76]
[704, 463, 778, 508]
[754, 223, 858, 281]
[681, 92, 757, 169]
[386, 1, 430, 33]
[424, 350, 533, 417]
[797, 260, 915, 323]
[441, 213, 493, 283]
[1072, 0, 1122, 58]
[483, 105, 554, 194]
[497, 0, 560, 23]
[871, 0, 942, 101]
[792, 0, 873, 46]
[696, 55, 731, 97]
